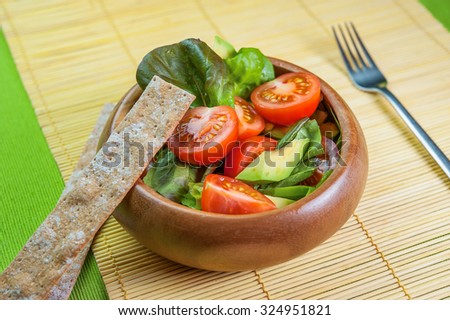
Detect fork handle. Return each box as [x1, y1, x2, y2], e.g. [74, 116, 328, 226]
[376, 87, 450, 179]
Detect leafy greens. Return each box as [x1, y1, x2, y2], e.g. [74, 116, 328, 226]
[138, 38, 338, 209]
[143, 148, 201, 203]
[225, 49, 275, 99]
[259, 119, 325, 194]
[215, 36, 275, 99]
[137, 38, 235, 107]
[180, 182, 204, 210]
[136, 38, 274, 107]
[295, 119, 324, 159]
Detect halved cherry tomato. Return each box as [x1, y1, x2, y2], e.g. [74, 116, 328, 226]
[201, 174, 276, 214]
[234, 96, 265, 140]
[167, 106, 238, 166]
[251, 72, 321, 126]
[224, 136, 278, 178]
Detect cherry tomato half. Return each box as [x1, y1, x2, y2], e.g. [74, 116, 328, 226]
[251, 72, 321, 126]
[201, 174, 276, 214]
[168, 106, 238, 166]
[224, 136, 278, 178]
[234, 96, 265, 140]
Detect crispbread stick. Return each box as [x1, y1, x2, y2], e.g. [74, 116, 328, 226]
[0, 77, 194, 299]
[70, 103, 117, 176]
[49, 102, 115, 300]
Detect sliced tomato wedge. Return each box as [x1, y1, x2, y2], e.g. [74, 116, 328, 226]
[167, 106, 238, 166]
[251, 72, 321, 126]
[224, 136, 278, 178]
[201, 174, 276, 214]
[234, 96, 265, 140]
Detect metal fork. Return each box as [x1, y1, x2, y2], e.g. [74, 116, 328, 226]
[333, 22, 450, 179]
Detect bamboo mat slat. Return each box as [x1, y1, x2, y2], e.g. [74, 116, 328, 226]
[1, 0, 449, 299]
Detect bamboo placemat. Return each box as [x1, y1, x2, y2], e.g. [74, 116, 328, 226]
[1, 0, 449, 299]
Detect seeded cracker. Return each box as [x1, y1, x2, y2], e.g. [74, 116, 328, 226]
[50, 102, 115, 299]
[0, 77, 194, 299]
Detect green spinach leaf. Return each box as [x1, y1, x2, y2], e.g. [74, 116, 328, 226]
[225, 47, 275, 99]
[137, 37, 275, 107]
[323, 99, 342, 149]
[276, 119, 323, 157]
[315, 169, 333, 188]
[181, 39, 235, 107]
[260, 185, 314, 201]
[215, 36, 275, 99]
[265, 162, 315, 188]
[214, 36, 237, 59]
[259, 119, 325, 189]
[295, 119, 324, 159]
[276, 118, 309, 149]
[180, 182, 204, 210]
[143, 148, 200, 202]
[136, 38, 235, 107]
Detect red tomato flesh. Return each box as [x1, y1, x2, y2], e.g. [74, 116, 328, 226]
[224, 136, 278, 178]
[201, 174, 276, 214]
[168, 106, 238, 166]
[234, 96, 265, 140]
[251, 72, 321, 126]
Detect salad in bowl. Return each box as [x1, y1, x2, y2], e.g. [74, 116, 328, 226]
[100, 37, 368, 271]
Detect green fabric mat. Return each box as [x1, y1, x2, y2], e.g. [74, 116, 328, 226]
[420, 0, 450, 31]
[0, 30, 108, 300]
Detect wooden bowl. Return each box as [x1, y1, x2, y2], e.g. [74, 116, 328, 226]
[99, 58, 368, 271]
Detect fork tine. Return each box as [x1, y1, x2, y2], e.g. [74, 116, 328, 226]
[332, 26, 354, 73]
[348, 22, 377, 67]
[337, 24, 361, 71]
[344, 22, 368, 68]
